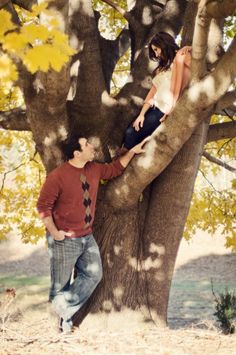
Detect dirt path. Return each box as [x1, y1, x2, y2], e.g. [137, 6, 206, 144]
[0, 231, 236, 354]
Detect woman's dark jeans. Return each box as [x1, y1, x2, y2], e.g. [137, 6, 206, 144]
[123, 106, 164, 149]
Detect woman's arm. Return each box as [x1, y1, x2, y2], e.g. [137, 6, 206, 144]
[162, 50, 191, 119]
[133, 85, 157, 131]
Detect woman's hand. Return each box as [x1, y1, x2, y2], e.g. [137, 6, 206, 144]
[133, 114, 145, 132]
[179, 46, 192, 55]
[160, 114, 168, 122]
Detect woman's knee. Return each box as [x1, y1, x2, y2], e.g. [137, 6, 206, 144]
[144, 111, 161, 127]
[123, 126, 138, 149]
[125, 126, 136, 139]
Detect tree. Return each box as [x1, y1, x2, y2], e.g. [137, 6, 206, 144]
[0, 0, 235, 327]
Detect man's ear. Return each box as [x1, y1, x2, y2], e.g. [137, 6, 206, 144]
[74, 150, 81, 158]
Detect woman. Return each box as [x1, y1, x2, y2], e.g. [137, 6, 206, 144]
[123, 32, 191, 150]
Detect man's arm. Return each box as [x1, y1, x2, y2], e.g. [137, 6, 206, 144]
[37, 171, 71, 241]
[41, 215, 71, 241]
[119, 137, 150, 168]
[98, 137, 150, 180]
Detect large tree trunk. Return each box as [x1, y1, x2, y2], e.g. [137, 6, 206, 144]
[72, 118, 210, 327]
[141, 119, 210, 325]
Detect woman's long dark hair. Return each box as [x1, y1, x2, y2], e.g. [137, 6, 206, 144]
[148, 32, 179, 73]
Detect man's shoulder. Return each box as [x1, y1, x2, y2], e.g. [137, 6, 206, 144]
[47, 162, 68, 178]
[86, 161, 103, 172]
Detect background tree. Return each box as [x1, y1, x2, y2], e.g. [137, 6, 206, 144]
[0, 0, 235, 327]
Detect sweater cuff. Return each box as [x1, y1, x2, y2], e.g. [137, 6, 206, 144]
[38, 210, 52, 218]
[116, 158, 126, 171]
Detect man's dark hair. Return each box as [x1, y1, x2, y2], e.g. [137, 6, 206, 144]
[62, 134, 83, 160]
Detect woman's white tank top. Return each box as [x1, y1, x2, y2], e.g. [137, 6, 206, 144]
[152, 69, 172, 113]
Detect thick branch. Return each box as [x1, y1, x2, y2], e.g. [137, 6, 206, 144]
[122, 0, 186, 59]
[207, 18, 224, 65]
[215, 90, 236, 117]
[12, 0, 37, 11]
[1, 0, 20, 24]
[101, 0, 131, 21]
[98, 28, 131, 93]
[68, 0, 108, 130]
[0, 0, 9, 10]
[207, 121, 236, 142]
[202, 36, 236, 107]
[181, 0, 198, 45]
[0, 108, 30, 131]
[191, 0, 211, 80]
[206, 0, 236, 18]
[106, 89, 213, 209]
[202, 151, 236, 172]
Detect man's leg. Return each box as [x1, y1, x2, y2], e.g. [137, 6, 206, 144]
[47, 235, 82, 300]
[47, 235, 84, 331]
[52, 234, 103, 323]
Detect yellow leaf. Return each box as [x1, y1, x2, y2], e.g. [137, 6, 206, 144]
[3, 32, 28, 53]
[0, 10, 16, 41]
[23, 44, 70, 73]
[21, 23, 50, 43]
[31, 2, 49, 17]
[0, 54, 18, 82]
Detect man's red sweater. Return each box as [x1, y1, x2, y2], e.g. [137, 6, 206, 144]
[37, 160, 124, 237]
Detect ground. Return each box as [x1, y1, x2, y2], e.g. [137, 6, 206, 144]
[0, 231, 236, 354]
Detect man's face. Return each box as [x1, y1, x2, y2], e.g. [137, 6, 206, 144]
[77, 138, 95, 162]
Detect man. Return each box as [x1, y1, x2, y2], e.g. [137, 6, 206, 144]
[37, 134, 148, 333]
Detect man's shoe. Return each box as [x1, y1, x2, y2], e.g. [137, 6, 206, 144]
[61, 318, 73, 333]
[47, 303, 63, 333]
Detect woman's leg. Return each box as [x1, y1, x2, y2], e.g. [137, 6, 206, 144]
[123, 107, 164, 149]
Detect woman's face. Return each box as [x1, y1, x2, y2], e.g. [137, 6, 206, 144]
[151, 45, 162, 58]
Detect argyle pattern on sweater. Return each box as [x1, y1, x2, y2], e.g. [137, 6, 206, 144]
[80, 174, 92, 228]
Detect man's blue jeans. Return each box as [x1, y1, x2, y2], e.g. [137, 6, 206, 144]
[47, 234, 103, 324]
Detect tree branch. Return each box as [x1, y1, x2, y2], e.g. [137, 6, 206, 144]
[206, 0, 236, 19]
[97, 27, 131, 93]
[0, 0, 21, 24]
[181, 0, 198, 45]
[12, 0, 37, 11]
[101, 0, 131, 21]
[202, 150, 236, 172]
[207, 121, 236, 142]
[0, 150, 37, 193]
[203, 36, 236, 106]
[0, 108, 30, 131]
[215, 90, 236, 117]
[191, 0, 211, 80]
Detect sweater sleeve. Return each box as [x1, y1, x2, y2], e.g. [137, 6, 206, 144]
[96, 159, 125, 180]
[37, 171, 61, 218]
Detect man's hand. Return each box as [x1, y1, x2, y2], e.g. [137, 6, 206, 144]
[53, 230, 72, 241]
[130, 136, 150, 154]
[119, 137, 150, 168]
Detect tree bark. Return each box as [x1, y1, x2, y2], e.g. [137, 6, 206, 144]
[0, 108, 30, 131]
[207, 121, 236, 142]
[141, 119, 211, 325]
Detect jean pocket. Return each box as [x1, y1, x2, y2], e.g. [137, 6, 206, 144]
[47, 235, 55, 247]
